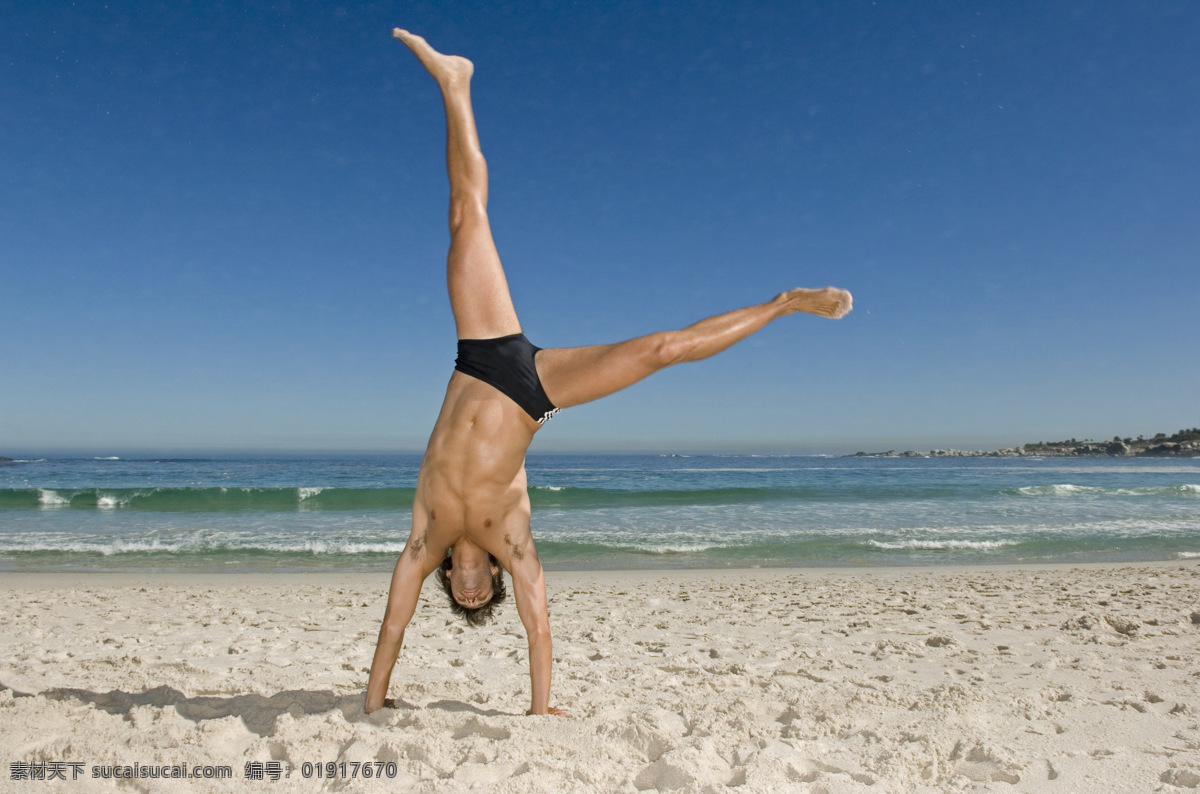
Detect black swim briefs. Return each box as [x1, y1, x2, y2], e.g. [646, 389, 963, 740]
[454, 333, 560, 424]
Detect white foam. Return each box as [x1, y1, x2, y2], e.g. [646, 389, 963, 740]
[322, 542, 408, 554]
[37, 490, 71, 507]
[286, 539, 408, 555]
[1018, 483, 1200, 497]
[1017, 484, 1094, 496]
[638, 542, 730, 554]
[298, 487, 324, 501]
[868, 539, 1016, 551]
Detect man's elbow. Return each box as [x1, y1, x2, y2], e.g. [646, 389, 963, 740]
[378, 615, 407, 644]
[526, 625, 552, 646]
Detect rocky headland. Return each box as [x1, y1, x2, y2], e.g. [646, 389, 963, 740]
[850, 428, 1200, 459]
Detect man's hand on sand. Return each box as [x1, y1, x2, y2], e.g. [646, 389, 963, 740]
[364, 697, 398, 715]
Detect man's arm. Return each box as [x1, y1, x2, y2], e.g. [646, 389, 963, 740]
[365, 548, 429, 713]
[508, 547, 565, 716]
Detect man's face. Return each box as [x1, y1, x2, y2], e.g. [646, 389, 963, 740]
[449, 562, 495, 608]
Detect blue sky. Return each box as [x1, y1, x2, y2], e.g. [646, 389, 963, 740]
[3, 0, 1198, 454]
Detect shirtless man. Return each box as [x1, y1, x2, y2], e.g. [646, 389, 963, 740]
[365, 29, 852, 717]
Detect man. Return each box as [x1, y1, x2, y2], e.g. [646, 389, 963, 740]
[365, 29, 852, 717]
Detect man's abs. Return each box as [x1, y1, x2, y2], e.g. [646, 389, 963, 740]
[415, 376, 535, 547]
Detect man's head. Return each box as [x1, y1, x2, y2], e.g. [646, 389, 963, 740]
[436, 550, 507, 627]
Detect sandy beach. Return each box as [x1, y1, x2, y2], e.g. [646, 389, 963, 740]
[3, 562, 1199, 792]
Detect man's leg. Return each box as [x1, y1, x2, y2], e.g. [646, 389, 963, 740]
[394, 29, 520, 340]
[536, 287, 851, 409]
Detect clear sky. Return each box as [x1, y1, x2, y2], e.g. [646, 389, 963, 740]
[3, 1, 1198, 455]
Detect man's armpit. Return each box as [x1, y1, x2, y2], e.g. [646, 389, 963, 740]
[407, 528, 429, 559]
[503, 531, 528, 561]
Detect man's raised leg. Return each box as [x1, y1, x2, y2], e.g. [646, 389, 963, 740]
[536, 287, 851, 409]
[394, 29, 521, 340]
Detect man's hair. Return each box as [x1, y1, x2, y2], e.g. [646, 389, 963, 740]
[435, 552, 507, 627]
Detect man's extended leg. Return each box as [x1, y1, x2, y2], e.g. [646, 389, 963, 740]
[394, 29, 520, 340]
[536, 287, 851, 409]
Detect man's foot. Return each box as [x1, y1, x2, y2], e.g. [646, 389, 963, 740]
[774, 287, 853, 319]
[393, 28, 473, 88]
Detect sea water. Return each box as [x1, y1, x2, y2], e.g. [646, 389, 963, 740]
[1, 454, 1198, 572]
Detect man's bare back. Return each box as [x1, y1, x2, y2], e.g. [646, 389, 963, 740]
[364, 28, 851, 718]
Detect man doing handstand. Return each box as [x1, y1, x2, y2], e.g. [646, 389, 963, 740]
[365, 30, 852, 717]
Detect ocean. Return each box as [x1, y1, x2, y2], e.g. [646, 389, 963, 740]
[1, 454, 1198, 573]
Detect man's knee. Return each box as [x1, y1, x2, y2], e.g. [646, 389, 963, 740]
[649, 332, 689, 369]
[448, 195, 487, 234]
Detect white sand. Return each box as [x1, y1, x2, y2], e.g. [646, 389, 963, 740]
[3, 563, 1200, 792]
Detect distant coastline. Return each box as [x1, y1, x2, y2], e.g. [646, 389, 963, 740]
[4, 432, 1200, 462]
[850, 428, 1200, 459]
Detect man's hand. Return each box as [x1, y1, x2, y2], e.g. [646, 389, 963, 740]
[365, 697, 398, 715]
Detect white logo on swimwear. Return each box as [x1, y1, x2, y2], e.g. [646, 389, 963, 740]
[537, 408, 560, 425]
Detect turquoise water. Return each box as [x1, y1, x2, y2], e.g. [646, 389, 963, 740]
[1, 454, 1198, 572]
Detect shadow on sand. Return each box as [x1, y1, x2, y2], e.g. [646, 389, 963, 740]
[1, 682, 513, 736]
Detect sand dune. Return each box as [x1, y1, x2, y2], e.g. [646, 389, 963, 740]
[3, 563, 1200, 791]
